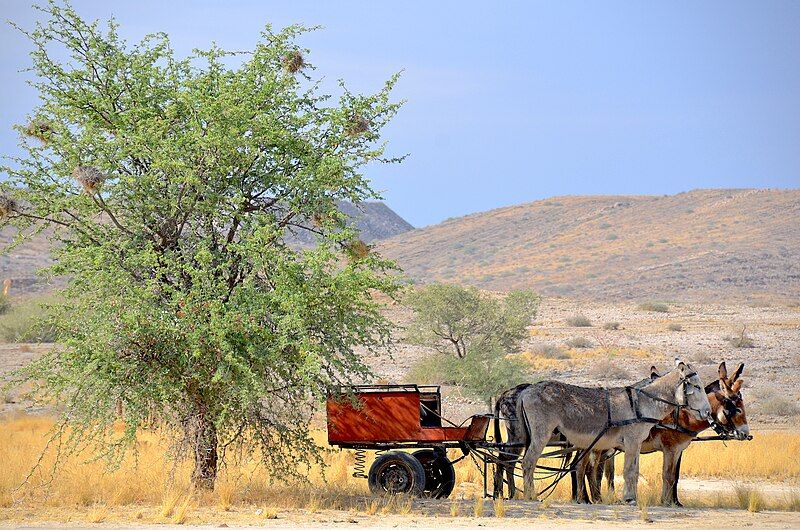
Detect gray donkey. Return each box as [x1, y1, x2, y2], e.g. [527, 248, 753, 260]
[517, 360, 711, 504]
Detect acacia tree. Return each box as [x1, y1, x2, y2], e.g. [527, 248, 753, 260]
[2, 2, 402, 489]
[406, 284, 539, 410]
[406, 284, 540, 358]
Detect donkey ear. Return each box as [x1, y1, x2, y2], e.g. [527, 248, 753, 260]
[730, 363, 744, 383]
[718, 362, 728, 381]
[650, 366, 661, 380]
[731, 380, 743, 393]
[677, 361, 687, 374]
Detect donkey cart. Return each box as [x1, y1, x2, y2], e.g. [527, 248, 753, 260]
[326, 383, 568, 499]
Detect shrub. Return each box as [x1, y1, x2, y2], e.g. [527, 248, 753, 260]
[589, 360, 630, 380]
[725, 328, 755, 348]
[602, 321, 620, 330]
[566, 314, 592, 327]
[565, 336, 592, 349]
[638, 301, 669, 313]
[531, 344, 569, 359]
[0, 295, 58, 343]
[667, 323, 683, 332]
[0, 294, 10, 315]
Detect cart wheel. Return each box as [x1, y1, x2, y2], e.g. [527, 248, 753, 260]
[412, 449, 456, 499]
[368, 452, 426, 496]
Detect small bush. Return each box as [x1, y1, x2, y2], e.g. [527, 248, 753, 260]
[0, 294, 10, 315]
[638, 301, 669, 313]
[566, 314, 592, 327]
[725, 328, 755, 348]
[532, 344, 569, 359]
[589, 360, 630, 380]
[606, 233, 619, 241]
[0, 295, 58, 342]
[667, 323, 683, 332]
[602, 321, 620, 330]
[565, 336, 592, 349]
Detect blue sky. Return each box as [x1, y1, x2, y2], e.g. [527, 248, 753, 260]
[1, 1, 799, 227]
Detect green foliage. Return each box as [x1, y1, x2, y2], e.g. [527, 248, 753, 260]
[408, 347, 530, 409]
[0, 294, 10, 315]
[2, 2, 402, 488]
[0, 295, 59, 342]
[405, 284, 539, 358]
[405, 284, 538, 408]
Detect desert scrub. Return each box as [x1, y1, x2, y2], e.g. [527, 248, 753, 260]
[756, 391, 800, 416]
[0, 294, 59, 342]
[637, 301, 669, 313]
[589, 360, 630, 380]
[667, 323, 683, 331]
[725, 328, 755, 348]
[531, 344, 569, 359]
[565, 336, 592, 349]
[566, 314, 592, 327]
[602, 321, 620, 330]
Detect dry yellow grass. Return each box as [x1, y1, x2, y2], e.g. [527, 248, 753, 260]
[1, 414, 799, 523]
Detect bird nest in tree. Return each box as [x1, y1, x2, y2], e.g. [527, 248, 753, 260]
[24, 120, 54, 143]
[72, 165, 107, 194]
[345, 239, 370, 260]
[283, 51, 306, 74]
[346, 114, 370, 136]
[0, 195, 17, 219]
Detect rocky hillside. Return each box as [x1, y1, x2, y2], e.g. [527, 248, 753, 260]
[379, 189, 800, 302]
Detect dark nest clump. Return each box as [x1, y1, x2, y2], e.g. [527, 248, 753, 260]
[71, 165, 107, 194]
[0, 194, 18, 219]
[345, 114, 370, 137]
[23, 120, 54, 143]
[282, 51, 306, 74]
[344, 239, 370, 260]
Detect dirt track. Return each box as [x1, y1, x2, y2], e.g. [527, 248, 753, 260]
[5, 502, 800, 529]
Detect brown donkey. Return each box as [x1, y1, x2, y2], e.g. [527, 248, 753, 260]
[517, 361, 711, 504]
[579, 361, 749, 505]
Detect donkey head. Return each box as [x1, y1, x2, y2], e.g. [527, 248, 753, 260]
[674, 360, 712, 420]
[708, 361, 749, 440]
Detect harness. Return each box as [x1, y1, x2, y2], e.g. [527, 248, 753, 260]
[536, 372, 703, 499]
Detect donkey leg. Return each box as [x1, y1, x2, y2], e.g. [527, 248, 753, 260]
[575, 453, 592, 503]
[493, 460, 506, 499]
[521, 429, 551, 500]
[506, 447, 522, 499]
[621, 441, 641, 504]
[605, 454, 615, 494]
[672, 454, 683, 507]
[588, 451, 603, 503]
[661, 448, 679, 505]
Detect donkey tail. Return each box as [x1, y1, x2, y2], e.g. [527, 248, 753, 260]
[517, 394, 532, 449]
[493, 395, 503, 444]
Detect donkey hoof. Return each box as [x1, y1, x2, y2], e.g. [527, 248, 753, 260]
[624, 499, 637, 506]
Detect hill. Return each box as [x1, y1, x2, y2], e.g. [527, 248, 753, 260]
[379, 189, 800, 302]
[0, 200, 413, 295]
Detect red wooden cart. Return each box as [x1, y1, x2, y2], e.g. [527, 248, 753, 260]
[326, 384, 492, 498]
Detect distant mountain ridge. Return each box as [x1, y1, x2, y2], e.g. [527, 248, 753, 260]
[378, 189, 800, 302]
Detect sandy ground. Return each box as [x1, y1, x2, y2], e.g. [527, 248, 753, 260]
[4, 502, 800, 529]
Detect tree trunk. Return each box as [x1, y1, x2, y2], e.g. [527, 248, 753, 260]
[191, 399, 218, 490]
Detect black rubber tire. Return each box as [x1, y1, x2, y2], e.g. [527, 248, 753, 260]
[368, 451, 427, 496]
[412, 449, 456, 499]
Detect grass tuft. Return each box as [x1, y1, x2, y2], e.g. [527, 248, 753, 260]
[566, 314, 592, 327]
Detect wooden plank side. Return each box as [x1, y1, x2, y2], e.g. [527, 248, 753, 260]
[327, 391, 423, 443]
